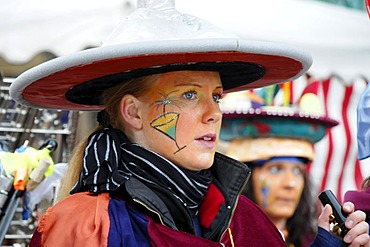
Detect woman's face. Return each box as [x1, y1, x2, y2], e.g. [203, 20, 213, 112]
[136, 71, 223, 171]
[252, 159, 305, 223]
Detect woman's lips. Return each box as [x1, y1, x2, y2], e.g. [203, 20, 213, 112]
[276, 197, 296, 204]
[196, 134, 216, 149]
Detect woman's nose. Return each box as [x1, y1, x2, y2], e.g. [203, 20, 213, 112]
[203, 100, 222, 123]
[283, 172, 298, 189]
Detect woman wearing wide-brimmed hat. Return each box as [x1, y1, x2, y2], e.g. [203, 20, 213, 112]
[10, 0, 369, 246]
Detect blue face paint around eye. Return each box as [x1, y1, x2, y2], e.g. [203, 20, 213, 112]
[261, 186, 269, 208]
[259, 177, 270, 208]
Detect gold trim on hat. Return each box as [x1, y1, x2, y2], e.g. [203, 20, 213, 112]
[224, 137, 314, 162]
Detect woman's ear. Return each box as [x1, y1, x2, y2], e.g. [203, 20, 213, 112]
[120, 94, 143, 130]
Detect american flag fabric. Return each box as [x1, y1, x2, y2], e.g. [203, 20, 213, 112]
[286, 75, 370, 202]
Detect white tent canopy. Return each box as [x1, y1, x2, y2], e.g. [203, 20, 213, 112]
[1, 0, 370, 82]
[0, 0, 135, 63]
[177, 0, 370, 83]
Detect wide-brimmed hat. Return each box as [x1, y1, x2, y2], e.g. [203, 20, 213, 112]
[219, 87, 338, 162]
[10, 0, 312, 111]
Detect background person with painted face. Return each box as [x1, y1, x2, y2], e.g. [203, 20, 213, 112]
[9, 0, 369, 246]
[219, 87, 369, 246]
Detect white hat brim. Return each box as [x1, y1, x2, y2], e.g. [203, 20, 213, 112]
[10, 38, 312, 110]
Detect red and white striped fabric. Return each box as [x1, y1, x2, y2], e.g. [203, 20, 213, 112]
[289, 75, 370, 202]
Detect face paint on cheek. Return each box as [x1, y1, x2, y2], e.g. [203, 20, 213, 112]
[149, 90, 187, 154]
[259, 176, 271, 208]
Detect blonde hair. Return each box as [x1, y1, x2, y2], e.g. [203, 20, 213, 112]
[57, 74, 159, 202]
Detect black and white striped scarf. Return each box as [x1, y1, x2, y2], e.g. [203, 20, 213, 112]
[70, 128, 212, 215]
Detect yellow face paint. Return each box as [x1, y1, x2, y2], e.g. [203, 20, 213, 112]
[150, 90, 186, 153]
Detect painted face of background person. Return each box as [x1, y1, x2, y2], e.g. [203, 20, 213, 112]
[134, 71, 223, 171]
[252, 159, 305, 226]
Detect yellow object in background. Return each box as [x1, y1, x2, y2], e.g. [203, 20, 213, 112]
[24, 147, 54, 177]
[299, 93, 324, 115]
[0, 147, 54, 179]
[282, 81, 291, 106]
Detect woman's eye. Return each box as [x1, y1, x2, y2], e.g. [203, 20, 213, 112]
[269, 166, 280, 174]
[213, 93, 222, 103]
[183, 91, 197, 100]
[293, 167, 304, 176]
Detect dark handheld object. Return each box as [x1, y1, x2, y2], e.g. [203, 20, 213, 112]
[38, 138, 58, 152]
[318, 189, 349, 237]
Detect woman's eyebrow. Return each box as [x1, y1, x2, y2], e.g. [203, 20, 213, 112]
[174, 83, 223, 90]
[174, 83, 202, 88]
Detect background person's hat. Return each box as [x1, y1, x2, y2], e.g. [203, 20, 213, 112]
[10, 0, 312, 111]
[219, 84, 338, 162]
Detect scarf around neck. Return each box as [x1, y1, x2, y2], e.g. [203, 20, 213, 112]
[71, 128, 212, 216]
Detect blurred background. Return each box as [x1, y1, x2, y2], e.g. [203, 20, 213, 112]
[0, 0, 369, 246]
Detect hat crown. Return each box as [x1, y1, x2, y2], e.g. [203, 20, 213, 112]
[137, 0, 175, 10]
[103, 0, 237, 46]
[219, 85, 338, 144]
[220, 87, 323, 117]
